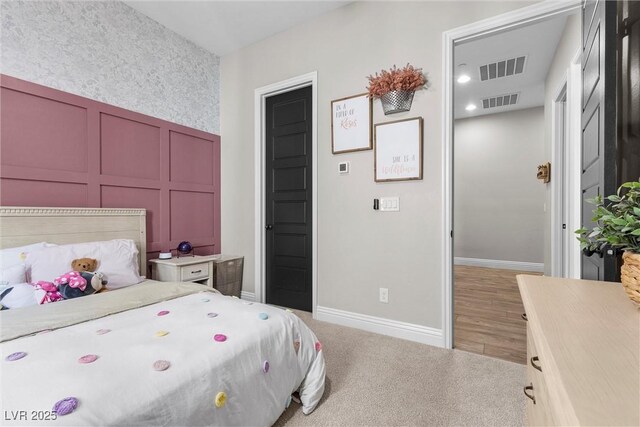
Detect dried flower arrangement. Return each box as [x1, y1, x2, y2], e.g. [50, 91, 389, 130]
[367, 63, 426, 98]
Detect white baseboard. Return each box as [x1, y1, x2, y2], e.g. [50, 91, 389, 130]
[240, 291, 256, 301]
[454, 257, 544, 272]
[315, 306, 444, 348]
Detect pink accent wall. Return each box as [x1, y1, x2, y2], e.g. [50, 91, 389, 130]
[0, 74, 221, 262]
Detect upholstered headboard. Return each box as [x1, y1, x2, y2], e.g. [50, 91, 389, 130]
[0, 207, 147, 275]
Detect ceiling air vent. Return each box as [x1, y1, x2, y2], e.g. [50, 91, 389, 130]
[479, 56, 526, 81]
[482, 93, 519, 109]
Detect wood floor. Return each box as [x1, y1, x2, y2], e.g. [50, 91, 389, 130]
[453, 265, 542, 364]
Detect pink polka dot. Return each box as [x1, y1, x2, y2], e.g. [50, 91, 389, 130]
[315, 341, 322, 352]
[153, 360, 171, 371]
[78, 354, 98, 364]
[157, 310, 170, 316]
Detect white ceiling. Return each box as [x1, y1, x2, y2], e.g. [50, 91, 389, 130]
[124, 1, 351, 56]
[454, 15, 570, 119]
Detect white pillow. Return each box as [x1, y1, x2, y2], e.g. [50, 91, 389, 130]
[0, 242, 56, 269]
[0, 283, 38, 309]
[29, 239, 143, 289]
[0, 264, 27, 285]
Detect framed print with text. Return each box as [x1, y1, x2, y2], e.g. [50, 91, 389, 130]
[331, 93, 373, 154]
[374, 117, 423, 182]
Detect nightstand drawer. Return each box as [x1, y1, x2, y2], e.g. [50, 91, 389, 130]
[181, 262, 209, 281]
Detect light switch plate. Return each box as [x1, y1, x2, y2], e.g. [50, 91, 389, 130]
[379, 197, 400, 211]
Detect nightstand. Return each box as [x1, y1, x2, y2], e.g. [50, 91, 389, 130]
[149, 255, 219, 287]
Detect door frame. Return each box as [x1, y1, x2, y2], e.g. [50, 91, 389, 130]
[550, 48, 582, 279]
[254, 71, 318, 316]
[441, 1, 581, 349]
[551, 81, 569, 277]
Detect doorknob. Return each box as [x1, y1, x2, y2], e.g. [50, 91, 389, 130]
[265, 224, 273, 230]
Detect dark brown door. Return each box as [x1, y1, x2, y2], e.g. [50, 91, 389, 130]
[265, 86, 312, 311]
[581, 0, 618, 281]
[618, 1, 640, 184]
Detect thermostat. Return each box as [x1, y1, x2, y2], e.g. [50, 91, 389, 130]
[339, 161, 350, 174]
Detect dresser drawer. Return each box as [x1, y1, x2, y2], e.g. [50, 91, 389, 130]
[180, 262, 209, 281]
[518, 275, 640, 426]
[525, 324, 555, 426]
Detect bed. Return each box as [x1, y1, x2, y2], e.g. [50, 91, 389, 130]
[0, 207, 325, 426]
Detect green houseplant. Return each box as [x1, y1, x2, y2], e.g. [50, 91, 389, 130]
[576, 179, 640, 304]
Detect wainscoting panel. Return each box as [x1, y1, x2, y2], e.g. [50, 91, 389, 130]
[1, 87, 88, 172]
[100, 113, 161, 180]
[1, 179, 88, 207]
[0, 75, 221, 264]
[169, 131, 216, 186]
[100, 185, 161, 245]
[169, 190, 216, 246]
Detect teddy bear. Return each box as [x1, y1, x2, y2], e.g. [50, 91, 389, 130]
[55, 258, 107, 300]
[72, 258, 98, 273]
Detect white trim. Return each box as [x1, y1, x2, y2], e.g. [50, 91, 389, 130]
[551, 76, 568, 277]
[240, 291, 256, 302]
[448, 0, 581, 44]
[567, 50, 583, 279]
[441, 0, 581, 349]
[442, 26, 455, 351]
[316, 306, 444, 348]
[454, 257, 544, 273]
[253, 71, 318, 318]
[550, 47, 583, 279]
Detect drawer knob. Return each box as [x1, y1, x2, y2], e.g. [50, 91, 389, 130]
[523, 384, 536, 404]
[530, 356, 542, 372]
[521, 313, 528, 321]
[191, 269, 202, 274]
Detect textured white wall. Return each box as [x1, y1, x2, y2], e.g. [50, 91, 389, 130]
[0, 0, 219, 134]
[220, 1, 535, 329]
[543, 13, 581, 275]
[454, 107, 546, 263]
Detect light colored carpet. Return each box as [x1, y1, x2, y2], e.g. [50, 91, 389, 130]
[275, 311, 525, 426]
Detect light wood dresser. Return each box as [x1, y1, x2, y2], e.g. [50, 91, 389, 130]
[517, 275, 639, 426]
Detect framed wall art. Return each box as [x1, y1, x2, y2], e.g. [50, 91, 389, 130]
[374, 117, 423, 182]
[331, 93, 373, 154]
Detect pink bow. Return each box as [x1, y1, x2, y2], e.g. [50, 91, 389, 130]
[54, 271, 87, 291]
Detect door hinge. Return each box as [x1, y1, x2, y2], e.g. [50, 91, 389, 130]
[622, 18, 629, 37]
[621, 17, 639, 37]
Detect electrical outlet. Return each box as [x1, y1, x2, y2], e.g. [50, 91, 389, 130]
[379, 287, 389, 303]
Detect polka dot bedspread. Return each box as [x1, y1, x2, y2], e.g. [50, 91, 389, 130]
[0, 288, 325, 426]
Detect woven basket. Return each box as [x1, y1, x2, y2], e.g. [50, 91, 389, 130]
[620, 252, 640, 305]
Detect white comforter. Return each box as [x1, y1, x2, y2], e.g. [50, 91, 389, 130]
[0, 282, 325, 426]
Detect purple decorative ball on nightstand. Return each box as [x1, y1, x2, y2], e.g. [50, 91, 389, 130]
[177, 241, 193, 256]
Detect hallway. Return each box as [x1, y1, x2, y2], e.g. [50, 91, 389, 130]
[453, 265, 542, 364]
